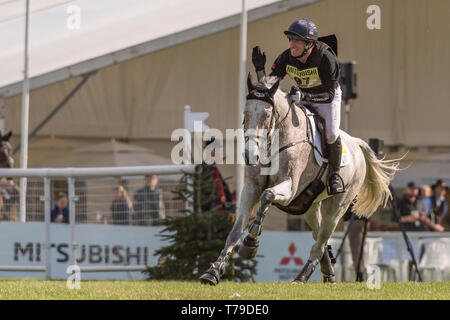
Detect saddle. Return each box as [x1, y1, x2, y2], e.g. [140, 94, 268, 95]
[304, 105, 328, 158]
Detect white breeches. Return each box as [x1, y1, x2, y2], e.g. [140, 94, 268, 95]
[305, 86, 342, 144]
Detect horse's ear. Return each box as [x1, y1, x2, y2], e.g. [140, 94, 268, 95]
[269, 79, 280, 96]
[247, 73, 255, 92]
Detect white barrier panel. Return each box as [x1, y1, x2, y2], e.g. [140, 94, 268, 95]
[0, 223, 321, 281]
[253, 231, 321, 282]
[0, 222, 165, 280]
[2, 223, 447, 281]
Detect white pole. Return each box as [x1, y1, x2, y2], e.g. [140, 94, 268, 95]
[19, 0, 31, 223]
[236, 0, 247, 206]
[68, 177, 77, 266]
[0, 98, 5, 134]
[183, 105, 192, 165]
[184, 105, 193, 215]
[43, 177, 51, 279]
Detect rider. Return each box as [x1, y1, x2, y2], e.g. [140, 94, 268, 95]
[251, 18, 345, 195]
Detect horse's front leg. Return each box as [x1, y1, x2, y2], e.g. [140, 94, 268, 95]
[200, 183, 260, 285]
[239, 179, 295, 259]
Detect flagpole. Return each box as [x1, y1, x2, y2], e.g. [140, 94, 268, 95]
[19, 0, 31, 223]
[236, 0, 247, 206]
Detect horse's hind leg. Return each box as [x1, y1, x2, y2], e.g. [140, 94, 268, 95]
[294, 195, 351, 283]
[320, 248, 336, 283]
[200, 183, 260, 285]
[303, 203, 336, 283]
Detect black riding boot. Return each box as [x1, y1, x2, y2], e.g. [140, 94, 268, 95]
[327, 136, 345, 195]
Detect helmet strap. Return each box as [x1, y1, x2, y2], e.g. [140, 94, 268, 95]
[293, 41, 313, 60]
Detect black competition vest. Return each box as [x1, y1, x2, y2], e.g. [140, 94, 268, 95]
[285, 41, 336, 92]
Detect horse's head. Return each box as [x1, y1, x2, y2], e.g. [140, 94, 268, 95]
[244, 74, 280, 166]
[0, 131, 14, 168]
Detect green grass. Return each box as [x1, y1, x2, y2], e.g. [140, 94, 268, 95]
[0, 279, 448, 300]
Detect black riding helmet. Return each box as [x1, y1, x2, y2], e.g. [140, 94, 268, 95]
[284, 18, 318, 41]
[284, 18, 318, 58]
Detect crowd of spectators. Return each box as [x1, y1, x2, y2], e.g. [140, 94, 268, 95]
[0, 172, 447, 231]
[49, 174, 166, 226]
[399, 179, 448, 232]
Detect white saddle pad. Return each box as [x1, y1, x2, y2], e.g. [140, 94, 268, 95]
[304, 108, 350, 168]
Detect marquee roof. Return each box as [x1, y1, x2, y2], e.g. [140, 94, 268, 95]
[0, 0, 318, 98]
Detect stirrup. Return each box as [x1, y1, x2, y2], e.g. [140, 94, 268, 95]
[327, 173, 345, 195]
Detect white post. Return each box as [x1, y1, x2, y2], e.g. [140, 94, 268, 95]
[236, 0, 247, 206]
[397, 233, 404, 281]
[19, 0, 31, 223]
[184, 105, 194, 215]
[0, 98, 5, 134]
[183, 105, 192, 165]
[43, 177, 51, 279]
[68, 177, 77, 265]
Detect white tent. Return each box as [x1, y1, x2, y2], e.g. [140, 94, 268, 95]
[0, 0, 317, 96]
[43, 139, 174, 167]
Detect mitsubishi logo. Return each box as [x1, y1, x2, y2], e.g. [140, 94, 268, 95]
[279, 243, 304, 266]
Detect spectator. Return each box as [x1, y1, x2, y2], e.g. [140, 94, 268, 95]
[0, 177, 19, 221]
[202, 138, 231, 212]
[430, 179, 448, 230]
[111, 185, 133, 225]
[51, 192, 69, 223]
[133, 175, 165, 226]
[420, 185, 433, 216]
[0, 190, 7, 221]
[415, 184, 442, 232]
[399, 182, 426, 231]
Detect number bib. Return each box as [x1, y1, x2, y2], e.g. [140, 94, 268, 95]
[286, 65, 322, 89]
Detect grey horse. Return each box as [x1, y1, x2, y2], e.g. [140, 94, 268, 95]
[200, 75, 400, 285]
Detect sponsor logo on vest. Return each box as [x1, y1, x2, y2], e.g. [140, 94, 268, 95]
[286, 66, 322, 89]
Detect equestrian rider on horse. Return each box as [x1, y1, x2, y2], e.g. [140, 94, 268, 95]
[252, 18, 345, 195]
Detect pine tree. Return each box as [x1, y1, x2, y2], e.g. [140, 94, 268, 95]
[144, 163, 257, 281]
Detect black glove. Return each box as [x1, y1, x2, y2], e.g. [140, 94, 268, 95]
[252, 46, 266, 72]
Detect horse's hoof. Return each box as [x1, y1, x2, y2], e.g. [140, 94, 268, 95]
[291, 279, 306, 284]
[238, 236, 259, 259]
[323, 275, 336, 283]
[199, 272, 218, 286]
[293, 260, 315, 284]
[291, 276, 307, 284]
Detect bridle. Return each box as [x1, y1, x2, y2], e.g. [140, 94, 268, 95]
[245, 86, 317, 161]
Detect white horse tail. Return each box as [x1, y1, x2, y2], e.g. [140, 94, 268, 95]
[353, 138, 402, 219]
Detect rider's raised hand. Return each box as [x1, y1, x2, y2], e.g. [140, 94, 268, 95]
[252, 46, 266, 72]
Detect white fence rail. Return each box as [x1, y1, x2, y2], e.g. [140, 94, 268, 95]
[0, 165, 195, 278]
